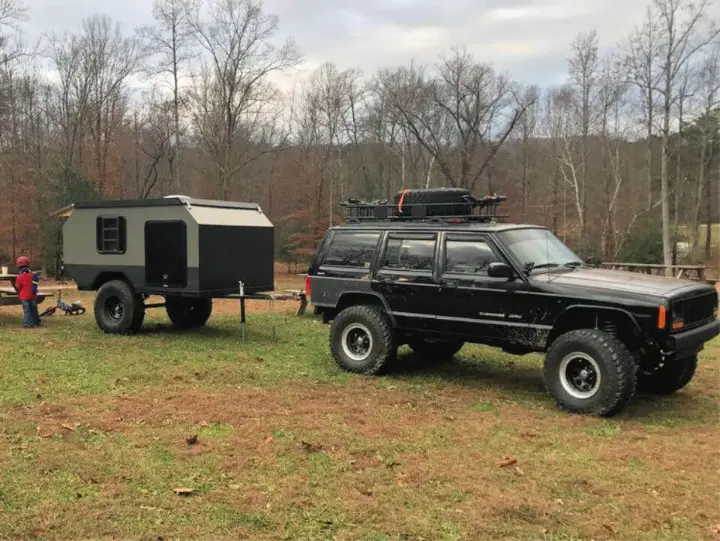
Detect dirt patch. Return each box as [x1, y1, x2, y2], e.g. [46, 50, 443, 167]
[7, 380, 718, 540]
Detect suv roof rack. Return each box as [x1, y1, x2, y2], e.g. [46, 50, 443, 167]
[340, 191, 508, 224]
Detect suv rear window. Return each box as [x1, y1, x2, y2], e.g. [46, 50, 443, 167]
[382, 238, 436, 271]
[322, 231, 380, 268]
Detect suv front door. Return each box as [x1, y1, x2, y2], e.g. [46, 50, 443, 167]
[434, 233, 529, 345]
[374, 232, 439, 332]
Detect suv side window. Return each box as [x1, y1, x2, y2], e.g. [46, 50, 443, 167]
[382, 237, 436, 271]
[444, 239, 499, 276]
[322, 231, 380, 269]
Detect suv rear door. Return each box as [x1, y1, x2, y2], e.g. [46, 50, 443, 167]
[374, 232, 439, 331]
[434, 232, 529, 344]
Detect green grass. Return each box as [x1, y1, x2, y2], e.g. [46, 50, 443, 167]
[0, 300, 718, 540]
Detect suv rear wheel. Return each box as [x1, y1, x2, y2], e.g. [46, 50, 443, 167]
[544, 329, 637, 416]
[94, 280, 144, 335]
[637, 354, 697, 395]
[408, 339, 464, 363]
[330, 305, 396, 375]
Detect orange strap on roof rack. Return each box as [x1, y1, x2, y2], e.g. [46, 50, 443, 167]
[397, 188, 408, 214]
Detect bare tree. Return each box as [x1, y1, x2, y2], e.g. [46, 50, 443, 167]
[598, 55, 631, 256]
[188, 0, 300, 199]
[654, 0, 719, 275]
[692, 37, 720, 253]
[625, 9, 663, 210]
[80, 15, 143, 193]
[138, 0, 195, 192]
[568, 30, 601, 243]
[0, 0, 27, 67]
[389, 48, 531, 191]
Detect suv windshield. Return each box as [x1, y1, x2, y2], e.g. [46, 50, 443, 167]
[498, 228, 583, 273]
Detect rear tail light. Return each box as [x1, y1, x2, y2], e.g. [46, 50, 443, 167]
[657, 305, 666, 329]
[305, 275, 312, 300]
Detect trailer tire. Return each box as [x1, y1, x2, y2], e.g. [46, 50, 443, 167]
[166, 297, 213, 329]
[94, 280, 143, 335]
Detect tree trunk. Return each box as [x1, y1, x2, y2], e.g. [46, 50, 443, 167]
[660, 83, 672, 276]
[692, 140, 706, 250]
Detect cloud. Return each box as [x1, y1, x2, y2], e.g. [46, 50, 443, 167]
[21, 0, 720, 91]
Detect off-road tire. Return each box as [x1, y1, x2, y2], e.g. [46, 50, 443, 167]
[166, 297, 213, 329]
[544, 329, 637, 417]
[330, 305, 396, 375]
[94, 280, 144, 335]
[637, 354, 697, 395]
[408, 339, 464, 363]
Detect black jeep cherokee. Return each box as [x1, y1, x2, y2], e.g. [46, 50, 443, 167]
[306, 189, 719, 417]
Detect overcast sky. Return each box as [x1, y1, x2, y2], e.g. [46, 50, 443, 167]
[24, 0, 720, 89]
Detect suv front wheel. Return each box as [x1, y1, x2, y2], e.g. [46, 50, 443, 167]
[330, 305, 396, 375]
[544, 329, 637, 417]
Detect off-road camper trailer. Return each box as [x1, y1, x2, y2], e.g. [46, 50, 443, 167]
[54, 196, 274, 334]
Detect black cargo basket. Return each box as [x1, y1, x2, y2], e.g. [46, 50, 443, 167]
[341, 188, 507, 224]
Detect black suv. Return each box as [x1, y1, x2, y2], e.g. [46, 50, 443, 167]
[306, 189, 719, 417]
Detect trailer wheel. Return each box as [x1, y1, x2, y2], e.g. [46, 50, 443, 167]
[166, 297, 213, 329]
[94, 280, 144, 335]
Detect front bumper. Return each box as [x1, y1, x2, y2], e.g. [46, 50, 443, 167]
[666, 319, 720, 356]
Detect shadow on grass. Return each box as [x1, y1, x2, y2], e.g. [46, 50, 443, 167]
[389, 349, 714, 422]
[391, 349, 547, 396]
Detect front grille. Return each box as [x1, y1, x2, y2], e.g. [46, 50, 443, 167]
[672, 292, 717, 331]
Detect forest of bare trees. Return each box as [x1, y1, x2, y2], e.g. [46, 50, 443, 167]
[0, 0, 718, 275]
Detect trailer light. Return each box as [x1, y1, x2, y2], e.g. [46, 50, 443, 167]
[305, 275, 312, 299]
[657, 305, 666, 329]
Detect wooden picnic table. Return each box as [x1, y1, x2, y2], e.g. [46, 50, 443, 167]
[600, 262, 708, 282]
[0, 273, 53, 307]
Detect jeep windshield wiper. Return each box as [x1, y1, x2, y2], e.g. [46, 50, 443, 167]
[524, 262, 561, 273]
[563, 261, 583, 269]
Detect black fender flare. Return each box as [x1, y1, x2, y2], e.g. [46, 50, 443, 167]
[548, 304, 643, 346]
[335, 291, 397, 326]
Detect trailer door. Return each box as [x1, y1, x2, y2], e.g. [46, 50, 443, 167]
[145, 220, 188, 288]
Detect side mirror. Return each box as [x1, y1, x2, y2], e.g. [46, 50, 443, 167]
[488, 262, 514, 279]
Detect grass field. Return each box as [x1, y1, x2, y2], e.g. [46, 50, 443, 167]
[0, 291, 718, 541]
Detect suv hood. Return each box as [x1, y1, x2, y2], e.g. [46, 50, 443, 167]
[538, 267, 707, 298]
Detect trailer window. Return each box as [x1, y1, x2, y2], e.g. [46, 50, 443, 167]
[96, 216, 127, 254]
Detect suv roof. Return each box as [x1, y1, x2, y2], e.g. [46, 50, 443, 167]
[329, 222, 545, 233]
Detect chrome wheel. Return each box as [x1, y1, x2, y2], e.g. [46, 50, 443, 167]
[341, 323, 373, 362]
[559, 352, 602, 399]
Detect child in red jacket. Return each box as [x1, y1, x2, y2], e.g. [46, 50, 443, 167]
[14, 256, 40, 328]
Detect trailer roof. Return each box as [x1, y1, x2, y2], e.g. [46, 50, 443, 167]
[50, 196, 262, 217]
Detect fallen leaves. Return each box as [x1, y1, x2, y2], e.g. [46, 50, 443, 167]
[60, 423, 76, 432]
[172, 487, 194, 496]
[711, 524, 720, 536]
[301, 441, 322, 453]
[264, 435, 273, 444]
[495, 456, 517, 468]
